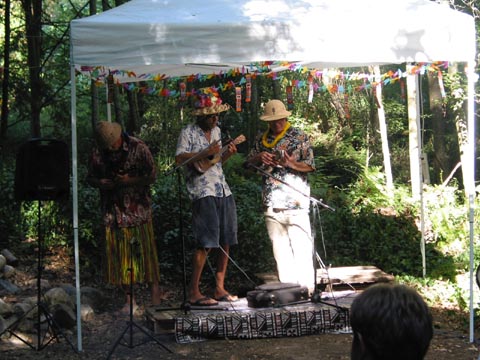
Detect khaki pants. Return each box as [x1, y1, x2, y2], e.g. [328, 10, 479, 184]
[264, 208, 315, 291]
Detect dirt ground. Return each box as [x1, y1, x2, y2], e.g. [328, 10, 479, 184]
[1, 309, 479, 360]
[1, 247, 480, 360]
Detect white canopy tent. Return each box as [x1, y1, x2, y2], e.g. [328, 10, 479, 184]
[70, 0, 476, 350]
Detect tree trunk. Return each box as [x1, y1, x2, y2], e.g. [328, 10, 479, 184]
[427, 70, 448, 183]
[372, 66, 393, 193]
[0, 0, 11, 139]
[449, 64, 470, 194]
[113, 85, 123, 125]
[126, 89, 139, 134]
[22, 0, 43, 138]
[272, 79, 281, 100]
[321, 69, 347, 126]
[102, 0, 111, 10]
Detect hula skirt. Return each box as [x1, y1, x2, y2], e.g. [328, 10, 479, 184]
[104, 220, 160, 286]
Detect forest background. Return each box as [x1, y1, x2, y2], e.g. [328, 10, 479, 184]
[1, 0, 480, 338]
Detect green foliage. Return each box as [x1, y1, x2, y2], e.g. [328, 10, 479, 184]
[224, 155, 276, 275]
[398, 274, 471, 315]
[312, 163, 461, 280]
[317, 206, 425, 276]
[21, 201, 72, 247]
[151, 169, 191, 281]
[0, 154, 23, 249]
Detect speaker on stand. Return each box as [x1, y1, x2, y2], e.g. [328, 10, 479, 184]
[14, 138, 70, 202]
[1, 138, 75, 352]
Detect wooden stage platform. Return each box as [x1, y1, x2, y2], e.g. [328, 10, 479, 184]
[145, 266, 393, 343]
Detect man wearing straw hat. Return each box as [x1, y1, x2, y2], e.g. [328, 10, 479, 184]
[246, 99, 316, 294]
[87, 121, 162, 313]
[175, 87, 239, 306]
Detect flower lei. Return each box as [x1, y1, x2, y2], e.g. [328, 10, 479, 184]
[261, 122, 291, 148]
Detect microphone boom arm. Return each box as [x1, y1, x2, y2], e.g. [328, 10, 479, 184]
[246, 162, 335, 212]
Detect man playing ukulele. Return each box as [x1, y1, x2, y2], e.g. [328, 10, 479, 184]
[175, 87, 239, 306]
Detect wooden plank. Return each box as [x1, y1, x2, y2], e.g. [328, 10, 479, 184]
[145, 307, 180, 334]
[318, 266, 394, 285]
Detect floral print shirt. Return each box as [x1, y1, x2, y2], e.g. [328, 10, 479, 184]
[87, 135, 155, 228]
[175, 123, 232, 201]
[249, 126, 315, 210]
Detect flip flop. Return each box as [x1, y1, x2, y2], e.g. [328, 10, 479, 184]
[189, 297, 219, 306]
[214, 293, 239, 302]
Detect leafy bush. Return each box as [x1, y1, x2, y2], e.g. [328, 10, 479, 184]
[0, 155, 23, 249]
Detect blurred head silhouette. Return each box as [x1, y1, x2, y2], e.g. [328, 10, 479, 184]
[350, 283, 433, 360]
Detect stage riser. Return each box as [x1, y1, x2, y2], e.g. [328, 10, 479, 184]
[174, 307, 350, 343]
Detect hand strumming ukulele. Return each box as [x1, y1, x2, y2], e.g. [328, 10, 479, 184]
[193, 135, 246, 173]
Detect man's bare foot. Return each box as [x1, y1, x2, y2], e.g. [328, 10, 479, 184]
[119, 302, 139, 315]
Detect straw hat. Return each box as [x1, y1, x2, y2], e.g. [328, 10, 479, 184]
[260, 99, 291, 121]
[94, 121, 122, 149]
[192, 87, 230, 116]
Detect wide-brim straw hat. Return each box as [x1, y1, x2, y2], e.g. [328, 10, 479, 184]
[192, 87, 230, 116]
[260, 99, 291, 121]
[193, 103, 230, 116]
[94, 121, 122, 149]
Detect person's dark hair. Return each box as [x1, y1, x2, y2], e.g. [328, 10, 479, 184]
[350, 283, 433, 360]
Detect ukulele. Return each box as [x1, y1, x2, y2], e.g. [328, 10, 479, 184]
[193, 135, 246, 173]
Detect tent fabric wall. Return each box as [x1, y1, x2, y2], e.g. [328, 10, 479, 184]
[70, 0, 477, 350]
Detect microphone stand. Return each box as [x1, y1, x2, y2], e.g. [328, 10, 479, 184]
[106, 238, 172, 359]
[245, 163, 335, 212]
[245, 163, 346, 312]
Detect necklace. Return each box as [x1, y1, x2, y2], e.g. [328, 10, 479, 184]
[262, 122, 291, 148]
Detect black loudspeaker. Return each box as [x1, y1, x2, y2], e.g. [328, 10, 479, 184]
[14, 138, 69, 201]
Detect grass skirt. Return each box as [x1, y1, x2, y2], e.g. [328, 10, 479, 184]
[104, 220, 160, 286]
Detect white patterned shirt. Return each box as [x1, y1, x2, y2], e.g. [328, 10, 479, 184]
[175, 123, 232, 201]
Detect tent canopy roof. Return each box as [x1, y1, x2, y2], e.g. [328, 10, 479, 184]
[70, 0, 476, 80]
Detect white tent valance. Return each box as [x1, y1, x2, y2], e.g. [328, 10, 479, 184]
[69, 0, 476, 351]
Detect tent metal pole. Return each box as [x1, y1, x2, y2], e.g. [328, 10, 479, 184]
[467, 60, 476, 344]
[70, 61, 83, 351]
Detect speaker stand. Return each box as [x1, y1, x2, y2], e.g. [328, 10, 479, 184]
[106, 238, 172, 359]
[0, 201, 76, 352]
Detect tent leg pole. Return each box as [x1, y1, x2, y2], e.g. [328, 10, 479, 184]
[70, 62, 83, 352]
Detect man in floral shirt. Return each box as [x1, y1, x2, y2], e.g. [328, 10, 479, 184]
[175, 88, 239, 307]
[246, 99, 316, 294]
[87, 121, 161, 313]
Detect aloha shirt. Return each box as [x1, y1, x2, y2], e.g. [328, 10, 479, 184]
[87, 135, 155, 228]
[175, 123, 232, 201]
[248, 126, 315, 210]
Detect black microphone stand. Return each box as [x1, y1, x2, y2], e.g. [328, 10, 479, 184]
[106, 237, 172, 359]
[245, 163, 346, 312]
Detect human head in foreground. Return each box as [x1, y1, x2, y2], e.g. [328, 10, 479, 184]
[350, 283, 433, 360]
